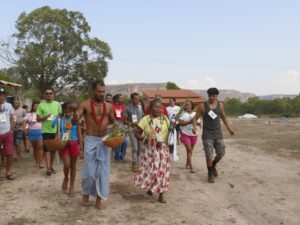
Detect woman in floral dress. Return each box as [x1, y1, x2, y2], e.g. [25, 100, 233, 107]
[134, 99, 171, 203]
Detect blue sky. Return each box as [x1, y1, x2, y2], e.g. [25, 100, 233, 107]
[1, 0, 300, 95]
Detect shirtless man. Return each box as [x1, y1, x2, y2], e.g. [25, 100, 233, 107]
[192, 88, 234, 183]
[77, 80, 115, 210]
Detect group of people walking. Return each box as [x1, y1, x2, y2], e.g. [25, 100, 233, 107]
[0, 81, 234, 210]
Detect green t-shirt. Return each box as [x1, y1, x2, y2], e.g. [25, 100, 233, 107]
[37, 101, 62, 134]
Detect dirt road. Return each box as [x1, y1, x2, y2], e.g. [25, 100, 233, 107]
[0, 119, 299, 225]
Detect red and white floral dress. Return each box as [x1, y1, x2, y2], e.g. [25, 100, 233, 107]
[134, 115, 171, 193]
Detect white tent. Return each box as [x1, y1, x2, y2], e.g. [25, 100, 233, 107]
[238, 113, 257, 119]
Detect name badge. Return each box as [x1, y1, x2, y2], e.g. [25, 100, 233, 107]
[47, 114, 53, 121]
[62, 132, 69, 141]
[132, 114, 138, 123]
[116, 110, 121, 118]
[208, 110, 218, 120]
[0, 113, 7, 123]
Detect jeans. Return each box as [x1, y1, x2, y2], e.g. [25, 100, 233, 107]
[128, 131, 141, 165]
[114, 136, 128, 161]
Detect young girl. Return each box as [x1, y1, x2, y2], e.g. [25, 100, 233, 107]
[60, 103, 82, 197]
[26, 102, 44, 168]
[179, 100, 200, 173]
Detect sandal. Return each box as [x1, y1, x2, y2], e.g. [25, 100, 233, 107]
[50, 168, 57, 174]
[158, 197, 167, 203]
[147, 190, 153, 196]
[46, 169, 52, 176]
[6, 174, 15, 180]
[132, 166, 139, 173]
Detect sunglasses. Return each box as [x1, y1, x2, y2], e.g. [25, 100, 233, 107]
[46, 92, 53, 95]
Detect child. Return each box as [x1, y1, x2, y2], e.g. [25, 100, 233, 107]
[26, 101, 44, 168]
[60, 102, 82, 197]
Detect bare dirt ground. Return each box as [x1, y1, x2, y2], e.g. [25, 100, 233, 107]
[0, 118, 299, 225]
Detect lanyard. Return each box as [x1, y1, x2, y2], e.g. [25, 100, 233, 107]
[0, 104, 6, 113]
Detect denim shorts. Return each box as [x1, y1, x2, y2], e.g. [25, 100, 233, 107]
[13, 130, 23, 146]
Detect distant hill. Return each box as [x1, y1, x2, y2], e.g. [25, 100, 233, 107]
[105, 83, 298, 101]
[193, 89, 255, 102]
[106, 83, 166, 96]
[259, 94, 298, 100]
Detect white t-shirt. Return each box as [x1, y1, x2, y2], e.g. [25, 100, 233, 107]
[179, 111, 198, 136]
[167, 105, 181, 121]
[0, 102, 15, 135]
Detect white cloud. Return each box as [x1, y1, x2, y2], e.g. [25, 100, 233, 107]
[183, 76, 219, 90]
[271, 70, 300, 94]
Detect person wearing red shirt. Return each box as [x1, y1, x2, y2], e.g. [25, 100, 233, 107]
[112, 94, 128, 162]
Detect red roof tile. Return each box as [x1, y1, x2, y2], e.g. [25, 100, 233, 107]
[143, 89, 205, 104]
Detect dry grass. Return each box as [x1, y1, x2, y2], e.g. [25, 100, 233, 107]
[223, 118, 300, 158]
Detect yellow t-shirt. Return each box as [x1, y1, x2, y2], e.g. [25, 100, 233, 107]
[138, 115, 170, 143]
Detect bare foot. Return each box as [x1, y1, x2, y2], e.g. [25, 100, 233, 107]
[95, 197, 106, 210]
[190, 168, 196, 173]
[158, 194, 167, 203]
[81, 195, 91, 206]
[69, 190, 75, 198]
[62, 178, 68, 191]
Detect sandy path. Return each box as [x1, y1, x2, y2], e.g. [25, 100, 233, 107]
[0, 137, 299, 225]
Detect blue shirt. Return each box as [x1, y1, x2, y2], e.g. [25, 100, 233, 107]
[0, 102, 15, 135]
[60, 116, 78, 141]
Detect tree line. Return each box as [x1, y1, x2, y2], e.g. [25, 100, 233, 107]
[224, 96, 300, 117]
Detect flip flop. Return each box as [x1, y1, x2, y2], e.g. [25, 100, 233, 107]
[46, 169, 52, 176]
[50, 168, 57, 174]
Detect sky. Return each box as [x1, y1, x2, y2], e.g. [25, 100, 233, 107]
[0, 0, 300, 95]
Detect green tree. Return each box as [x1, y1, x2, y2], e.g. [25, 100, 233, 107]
[291, 96, 300, 116]
[0, 70, 12, 82]
[166, 82, 180, 90]
[224, 98, 242, 116]
[2, 6, 112, 98]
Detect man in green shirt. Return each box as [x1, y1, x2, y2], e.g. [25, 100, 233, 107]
[37, 88, 62, 176]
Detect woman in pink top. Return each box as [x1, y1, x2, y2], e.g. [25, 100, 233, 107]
[26, 102, 44, 168]
[178, 100, 200, 173]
